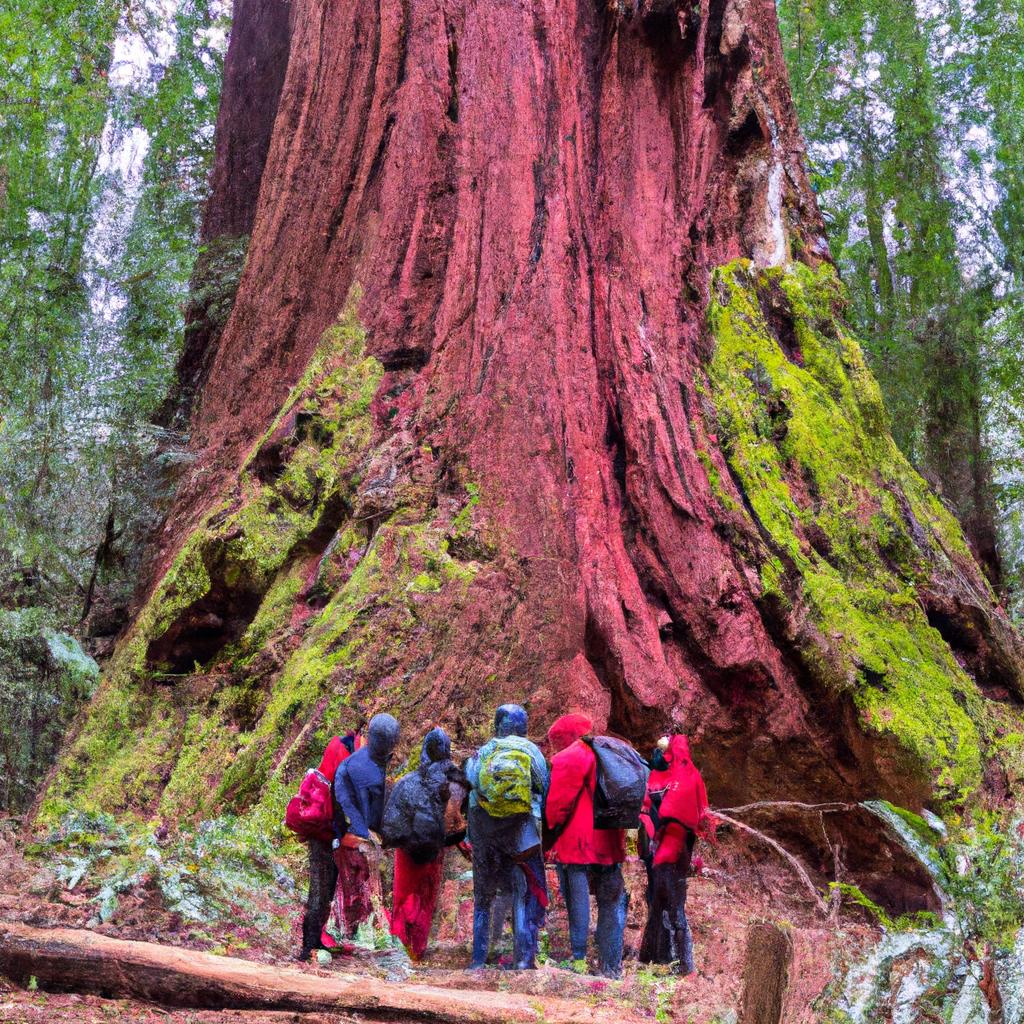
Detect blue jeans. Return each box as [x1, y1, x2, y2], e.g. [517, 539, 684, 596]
[555, 863, 628, 976]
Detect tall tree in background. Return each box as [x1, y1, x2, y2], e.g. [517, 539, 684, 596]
[779, 0, 1017, 588]
[969, 0, 1024, 613]
[0, 0, 226, 809]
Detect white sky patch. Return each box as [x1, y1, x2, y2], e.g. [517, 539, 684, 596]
[86, 0, 181, 332]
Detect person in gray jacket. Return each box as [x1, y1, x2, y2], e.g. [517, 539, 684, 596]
[465, 704, 548, 970]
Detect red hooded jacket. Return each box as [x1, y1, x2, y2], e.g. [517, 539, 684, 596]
[644, 734, 708, 866]
[318, 732, 360, 780]
[544, 714, 626, 866]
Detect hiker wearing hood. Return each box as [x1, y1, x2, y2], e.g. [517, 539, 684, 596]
[384, 727, 468, 959]
[639, 734, 708, 974]
[332, 713, 400, 937]
[299, 730, 359, 960]
[465, 704, 549, 970]
[544, 713, 628, 977]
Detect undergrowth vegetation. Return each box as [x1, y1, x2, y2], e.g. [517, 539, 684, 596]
[33, 810, 300, 940]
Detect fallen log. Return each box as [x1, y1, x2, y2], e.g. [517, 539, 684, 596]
[0, 920, 635, 1023]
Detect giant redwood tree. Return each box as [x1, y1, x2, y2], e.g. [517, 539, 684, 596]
[45, 0, 1024, 902]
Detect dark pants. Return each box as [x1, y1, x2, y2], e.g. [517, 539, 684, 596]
[469, 807, 547, 969]
[301, 838, 337, 956]
[640, 861, 694, 974]
[555, 863, 628, 977]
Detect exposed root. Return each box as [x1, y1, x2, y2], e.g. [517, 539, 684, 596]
[714, 812, 829, 915]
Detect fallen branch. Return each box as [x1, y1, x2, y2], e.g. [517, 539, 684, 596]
[0, 920, 636, 1024]
[716, 801, 857, 816]
[714, 812, 829, 915]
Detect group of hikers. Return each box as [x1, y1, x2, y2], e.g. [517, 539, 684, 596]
[287, 704, 709, 978]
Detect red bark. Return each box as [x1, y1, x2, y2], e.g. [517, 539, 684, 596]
[157, 0, 1020, 792]
[174, 0, 841, 774]
[64, 0, 1023, 912]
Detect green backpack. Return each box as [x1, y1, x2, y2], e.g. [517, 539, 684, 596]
[477, 738, 533, 817]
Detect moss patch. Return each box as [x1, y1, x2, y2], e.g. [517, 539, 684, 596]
[43, 290, 482, 831]
[707, 259, 986, 802]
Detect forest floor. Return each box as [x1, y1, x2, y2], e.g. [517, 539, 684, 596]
[0, 822, 878, 1022]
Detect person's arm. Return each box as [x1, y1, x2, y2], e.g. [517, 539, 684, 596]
[528, 742, 549, 799]
[464, 753, 480, 802]
[335, 761, 371, 839]
[544, 747, 588, 830]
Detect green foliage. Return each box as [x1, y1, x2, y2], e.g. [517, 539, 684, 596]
[778, 0, 1024, 601]
[0, 608, 98, 809]
[114, 0, 229, 406]
[943, 812, 1024, 948]
[0, 0, 227, 810]
[36, 809, 299, 932]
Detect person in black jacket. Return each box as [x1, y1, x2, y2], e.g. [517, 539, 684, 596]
[332, 713, 400, 938]
[384, 726, 467, 959]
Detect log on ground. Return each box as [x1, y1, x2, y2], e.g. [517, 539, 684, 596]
[0, 920, 635, 1024]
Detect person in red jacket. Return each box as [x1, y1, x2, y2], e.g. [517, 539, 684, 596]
[639, 734, 708, 974]
[544, 714, 628, 978]
[300, 731, 359, 960]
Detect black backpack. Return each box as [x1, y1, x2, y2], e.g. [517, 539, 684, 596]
[586, 736, 649, 830]
[381, 765, 448, 862]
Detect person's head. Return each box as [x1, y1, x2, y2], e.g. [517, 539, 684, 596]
[546, 713, 593, 754]
[653, 734, 693, 771]
[645, 734, 670, 770]
[366, 713, 400, 762]
[494, 703, 528, 738]
[421, 726, 451, 765]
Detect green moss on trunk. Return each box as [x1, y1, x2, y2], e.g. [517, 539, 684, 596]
[707, 259, 985, 802]
[42, 291, 481, 830]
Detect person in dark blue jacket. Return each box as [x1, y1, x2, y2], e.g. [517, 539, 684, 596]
[332, 713, 400, 937]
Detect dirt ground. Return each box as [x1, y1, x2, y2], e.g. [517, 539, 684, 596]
[0, 823, 878, 1022]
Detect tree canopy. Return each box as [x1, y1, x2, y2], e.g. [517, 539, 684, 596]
[779, 0, 1024, 610]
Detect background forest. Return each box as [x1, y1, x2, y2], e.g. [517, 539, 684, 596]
[0, 0, 1022, 812]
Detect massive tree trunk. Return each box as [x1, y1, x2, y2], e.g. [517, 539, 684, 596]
[45, 0, 1024, 905]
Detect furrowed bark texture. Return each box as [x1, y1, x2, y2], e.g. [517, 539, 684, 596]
[49, 0, 1024, 909]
